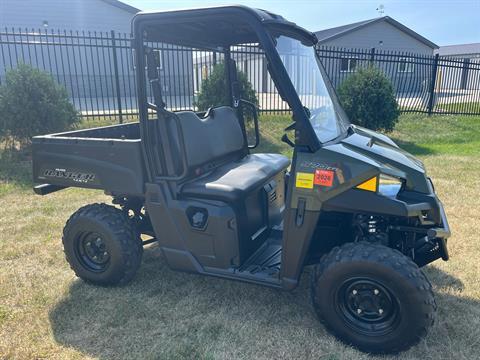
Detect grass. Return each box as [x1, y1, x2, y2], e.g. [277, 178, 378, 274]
[435, 102, 480, 115]
[1, 113, 480, 359]
[391, 113, 480, 156]
[75, 114, 139, 130]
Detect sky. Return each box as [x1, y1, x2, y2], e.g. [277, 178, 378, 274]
[123, 0, 480, 46]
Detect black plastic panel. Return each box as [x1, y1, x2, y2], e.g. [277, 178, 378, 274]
[32, 124, 145, 196]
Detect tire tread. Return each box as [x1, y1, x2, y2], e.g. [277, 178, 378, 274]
[311, 241, 436, 354]
[62, 203, 143, 286]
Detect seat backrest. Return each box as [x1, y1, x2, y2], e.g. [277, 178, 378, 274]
[167, 106, 246, 176]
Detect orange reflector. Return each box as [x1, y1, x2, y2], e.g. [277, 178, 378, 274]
[356, 177, 378, 192]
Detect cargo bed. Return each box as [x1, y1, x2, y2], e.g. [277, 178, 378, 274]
[32, 122, 146, 196]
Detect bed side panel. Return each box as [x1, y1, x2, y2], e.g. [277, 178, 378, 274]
[32, 138, 145, 196]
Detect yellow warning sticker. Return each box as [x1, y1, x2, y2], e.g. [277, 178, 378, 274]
[296, 172, 314, 189]
[356, 176, 378, 192]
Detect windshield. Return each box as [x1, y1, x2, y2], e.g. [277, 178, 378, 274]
[274, 35, 350, 143]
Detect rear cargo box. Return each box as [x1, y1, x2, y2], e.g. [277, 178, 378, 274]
[32, 122, 146, 196]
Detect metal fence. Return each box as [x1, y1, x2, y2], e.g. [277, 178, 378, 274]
[1, 28, 479, 125]
[0, 28, 137, 123]
[317, 46, 480, 115]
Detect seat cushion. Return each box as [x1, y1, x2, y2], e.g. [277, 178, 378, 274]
[181, 153, 290, 203]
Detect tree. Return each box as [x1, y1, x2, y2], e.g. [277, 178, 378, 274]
[337, 66, 400, 132]
[194, 62, 257, 111]
[0, 64, 79, 149]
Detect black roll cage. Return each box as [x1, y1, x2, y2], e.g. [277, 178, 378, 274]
[131, 6, 321, 182]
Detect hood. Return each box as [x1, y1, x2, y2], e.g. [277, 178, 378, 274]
[339, 126, 430, 193]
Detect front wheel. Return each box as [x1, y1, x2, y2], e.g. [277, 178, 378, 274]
[311, 242, 436, 354]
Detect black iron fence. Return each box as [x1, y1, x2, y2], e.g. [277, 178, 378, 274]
[0, 28, 136, 123]
[317, 46, 480, 115]
[1, 28, 479, 124]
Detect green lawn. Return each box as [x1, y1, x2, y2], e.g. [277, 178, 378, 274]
[435, 101, 480, 115]
[1, 113, 479, 359]
[391, 113, 480, 156]
[76, 114, 140, 130]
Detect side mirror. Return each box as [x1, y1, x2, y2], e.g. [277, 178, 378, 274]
[239, 99, 259, 149]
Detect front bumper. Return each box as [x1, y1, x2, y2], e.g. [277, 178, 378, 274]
[427, 199, 450, 260]
[389, 189, 451, 264]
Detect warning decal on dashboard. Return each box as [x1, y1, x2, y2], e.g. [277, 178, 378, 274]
[314, 169, 334, 187]
[296, 172, 314, 189]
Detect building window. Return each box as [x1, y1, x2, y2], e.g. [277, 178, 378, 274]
[340, 57, 357, 72]
[398, 57, 414, 73]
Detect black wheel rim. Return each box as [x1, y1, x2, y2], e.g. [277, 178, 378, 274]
[336, 277, 401, 336]
[74, 232, 110, 272]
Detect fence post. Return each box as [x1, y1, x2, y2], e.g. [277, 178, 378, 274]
[369, 47, 375, 64]
[110, 30, 123, 124]
[427, 53, 439, 115]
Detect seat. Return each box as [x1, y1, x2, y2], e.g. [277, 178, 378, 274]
[181, 153, 290, 203]
[168, 106, 290, 203]
[168, 107, 246, 176]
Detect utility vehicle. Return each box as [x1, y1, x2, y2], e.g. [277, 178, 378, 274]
[32, 6, 450, 354]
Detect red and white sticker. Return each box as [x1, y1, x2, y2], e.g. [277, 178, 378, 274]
[314, 169, 334, 187]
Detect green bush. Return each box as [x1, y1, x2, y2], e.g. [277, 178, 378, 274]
[0, 64, 78, 148]
[337, 66, 400, 132]
[194, 62, 257, 111]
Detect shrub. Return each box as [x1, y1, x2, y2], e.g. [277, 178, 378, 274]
[337, 66, 400, 132]
[0, 64, 78, 148]
[194, 62, 257, 111]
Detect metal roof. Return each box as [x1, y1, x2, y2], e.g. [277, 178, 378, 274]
[99, 0, 140, 14]
[315, 16, 438, 49]
[435, 43, 480, 56]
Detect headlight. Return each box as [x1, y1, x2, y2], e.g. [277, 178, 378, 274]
[378, 174, 403, 198]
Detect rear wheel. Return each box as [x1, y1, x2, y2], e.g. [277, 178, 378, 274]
[63, 203, 143, 286]
[311, 242, 436, 354]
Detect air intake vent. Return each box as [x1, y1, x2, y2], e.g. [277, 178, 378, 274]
[264, 180, 278, 203]
[269, 190, 277, 203]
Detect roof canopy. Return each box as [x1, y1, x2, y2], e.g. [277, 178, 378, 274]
[132, 6, 317, 49]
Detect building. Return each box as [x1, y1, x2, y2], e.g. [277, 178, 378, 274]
[315, 16, 439, 94]
[0, 0, 194, 111]
[0, 0, 139, 33]
[315, 16, 438, 55]
[435, 43, 480, 60]
[197, 16, 440, 99]
[434, 43, 480, 91]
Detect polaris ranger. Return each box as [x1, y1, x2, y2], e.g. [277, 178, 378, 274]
[32, 6, 451, 354]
